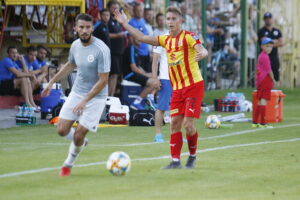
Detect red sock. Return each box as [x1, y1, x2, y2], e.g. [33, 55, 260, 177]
[170, 132, 183, 160]
[186, 131, 198, 156]
[254, 105, 261, 124]
[260, 105, 266, 125]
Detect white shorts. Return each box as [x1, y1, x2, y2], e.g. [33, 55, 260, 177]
[59, 91, 106, 132]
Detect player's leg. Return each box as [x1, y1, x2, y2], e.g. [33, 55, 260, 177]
[162, 89, 184, 169]
[154, 79, 172, 142]
[182, 82, 204, 168]
[60, 124, 89, 176]
[154, 109, 165, 142]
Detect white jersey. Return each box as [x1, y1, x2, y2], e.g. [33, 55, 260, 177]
[153, 45, 169, 80]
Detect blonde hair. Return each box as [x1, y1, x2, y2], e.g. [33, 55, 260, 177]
[166, 7, 182, 17]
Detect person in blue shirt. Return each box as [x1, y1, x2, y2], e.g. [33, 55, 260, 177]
[129, 3, 151, 73]
[36, 45, 48, 82]
[0, 46, 39, 109]
[18, 46, 44, 90]
[93, 8, 111, 48]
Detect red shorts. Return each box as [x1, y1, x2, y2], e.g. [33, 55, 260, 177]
[170, 81, 204, 118]
[257, 76, 273, 100]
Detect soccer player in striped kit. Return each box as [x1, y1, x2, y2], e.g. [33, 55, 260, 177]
[114, 7, 208, 169]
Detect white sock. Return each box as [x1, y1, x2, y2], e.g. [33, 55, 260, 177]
[133, 96, 142, 104]
[63, 141, 84, 167]
[64, 128, 75, 141]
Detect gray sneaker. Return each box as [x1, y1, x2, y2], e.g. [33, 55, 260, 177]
[162, 161, 182, 169]
[185, 156, 196, 169]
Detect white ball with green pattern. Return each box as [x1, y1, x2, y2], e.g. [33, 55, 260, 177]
[205, 115, 221, 129]
[106, 151, 131, 176]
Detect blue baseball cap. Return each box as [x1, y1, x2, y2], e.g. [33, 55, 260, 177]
[261, 37, 274, 45]
[263, 12, 272, 19]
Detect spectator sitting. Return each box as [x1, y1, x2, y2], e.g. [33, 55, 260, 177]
[93, 8, 111, 48]
[36, 45, 49, 83]
[153, 13, 168, 36]
[0, 46, 39, 109]
[129, 2, 151, 73]
[17, 46, 42, 90]
[123, 36, 159, 110]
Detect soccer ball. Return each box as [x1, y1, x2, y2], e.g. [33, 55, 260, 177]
[106, 151, 131, 176]
[205, 115, 221, 129]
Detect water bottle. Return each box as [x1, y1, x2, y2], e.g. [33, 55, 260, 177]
[17, 106, 23, 117]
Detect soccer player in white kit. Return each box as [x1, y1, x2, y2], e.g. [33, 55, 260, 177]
[41, 14, 110, 176]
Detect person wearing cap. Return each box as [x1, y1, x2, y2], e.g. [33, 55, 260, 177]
[253, 38, 274, 128]
[258, 12, 284, 82]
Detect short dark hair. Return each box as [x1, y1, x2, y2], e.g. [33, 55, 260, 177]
[155, 12, 164, 22]
[7, 46, 17, 54]
[107, 0, 120, 9]
[75, 13, 93, 23]
[27, 46, 37, 54]
[37, 45, 48, 52]
[144, 8, 152, 13]
[100, 8, 110, 15]
[166, 7, 182, 17]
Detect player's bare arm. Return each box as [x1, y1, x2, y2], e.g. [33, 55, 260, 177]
[41, 62, 76, 97]
[194, 44, 208, 62]
[113, 9, 159, 46]
[73, 72, 109, 115]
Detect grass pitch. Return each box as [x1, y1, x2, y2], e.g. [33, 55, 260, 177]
[0, 88, 300, 200]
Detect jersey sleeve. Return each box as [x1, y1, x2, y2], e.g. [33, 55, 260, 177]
[68, 43, 75, 64]
[186, 32, 201, 48]
[157, 35, 168, 48]
[32, 60, 40, 70]
[3, 58, 15, 70]
[97, 45, 111, 73]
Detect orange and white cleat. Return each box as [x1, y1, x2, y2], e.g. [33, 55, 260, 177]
[59, 166, 71, 176]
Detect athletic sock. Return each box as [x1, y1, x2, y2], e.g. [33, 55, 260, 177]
[133, 96, 143, 104]
[186, 131, 198, 156]
[64, 128, 75, 141]
[260, 105, 267, 125]
[170, 132, 183, 161]
[63, 141, 84, 167]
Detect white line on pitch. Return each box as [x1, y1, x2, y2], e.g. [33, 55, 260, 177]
[0, 137, 299, 179]
[1, 123, 300, 147]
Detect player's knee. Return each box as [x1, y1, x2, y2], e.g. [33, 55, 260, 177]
[184, 121, 194, 135]
[170, 120, 181, 133]
[56, 125, 69, 137]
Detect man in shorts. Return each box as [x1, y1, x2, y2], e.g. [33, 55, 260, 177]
[114, 7, 208, 169]
[123, 37, 159, 110]
[41, 13, 110, 176]
[152, 43, 172, 142]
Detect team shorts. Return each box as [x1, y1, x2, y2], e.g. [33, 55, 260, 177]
[127, 73, 148, 87]
[257, 76, 273, 100]
[157, 79, 172, 111]
[110, 54, 123, 75]
[140, 55, 151, 73]
[59, 91, 106, 132]
[0, 79, 20, 95]
[170, 81, 204, 118]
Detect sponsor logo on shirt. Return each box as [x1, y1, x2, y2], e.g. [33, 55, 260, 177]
[170, 53, 176, 61]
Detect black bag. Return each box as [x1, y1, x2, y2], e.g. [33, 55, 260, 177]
[129, 109, 155, 126]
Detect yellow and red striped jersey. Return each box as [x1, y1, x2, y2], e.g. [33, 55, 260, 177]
[157, 30, 203, 90]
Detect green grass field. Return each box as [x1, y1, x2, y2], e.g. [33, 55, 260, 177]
[1, 88, 300, 200]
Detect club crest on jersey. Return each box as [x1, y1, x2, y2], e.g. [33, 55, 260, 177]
[273, 30, 279, 36]
[87, 55, 95, 62]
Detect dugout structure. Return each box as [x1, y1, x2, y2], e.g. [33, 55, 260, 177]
[0, 0, 85, 49]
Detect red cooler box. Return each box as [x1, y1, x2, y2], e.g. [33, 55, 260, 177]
[252, 90, 285, 123]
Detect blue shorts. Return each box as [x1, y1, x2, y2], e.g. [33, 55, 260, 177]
[157, 79, 172, 111]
